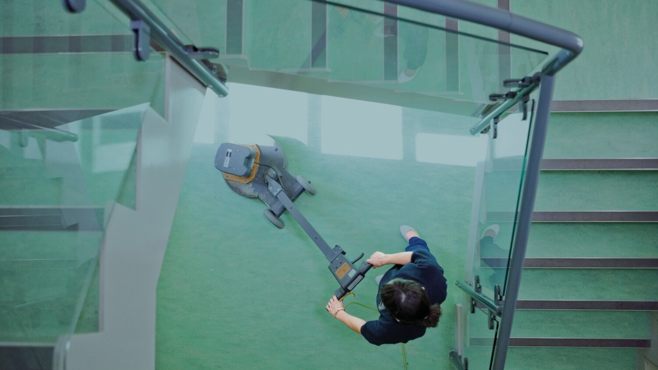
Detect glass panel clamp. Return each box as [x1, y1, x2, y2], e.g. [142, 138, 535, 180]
[184, 45, 220, 60]
[503, 75, 539, 89]
[494, 284, 503, 306]
[184, 45, 227, 83]
[449, 351, 469, 370]
[131, 20, 151, 61]
[469, 73, 541, 135]
[63, 0, 86, 13]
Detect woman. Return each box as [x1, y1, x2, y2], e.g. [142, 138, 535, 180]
[325, 225, 447, 345]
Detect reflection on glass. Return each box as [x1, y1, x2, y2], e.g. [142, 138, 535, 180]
[0, 106, 147, 341]
[462, 304, 501, 370]
[320, 96, 402, 160]
[416, 133, 487, 167]
[0, 0, 165, 366]
[137, 0, 549, 116]
[209, 83, 487, 164]
[473, 110, 533, 296]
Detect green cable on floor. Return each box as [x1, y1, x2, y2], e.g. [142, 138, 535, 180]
[344, 294, 410, 370]
[400, 343, 409, 370]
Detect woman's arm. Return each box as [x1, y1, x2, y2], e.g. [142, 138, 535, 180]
[367, 251, 413, 267]
[326, 296, 366, 334]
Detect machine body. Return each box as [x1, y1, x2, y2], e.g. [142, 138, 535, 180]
[215, 142, 371, 299]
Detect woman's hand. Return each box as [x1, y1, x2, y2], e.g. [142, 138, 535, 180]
[367, 251, 389, 268]
[325, 296, 345, 318]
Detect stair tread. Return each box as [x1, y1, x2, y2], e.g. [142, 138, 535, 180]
[518, 269, 658, 301]
[542, 158, 658, 170]
[0, 230, 102, 260]
[511, 310, 651, 339]
[482, 257, 658, 268]
[464, 346, 639, 370]
[470, 337, 650, 348]
[526, 223, 658, 258]
[506, 347, 640, 370]
[516, 300, 658, 310]
[535, 171, 658, 211]
[533, 211, 658, 223]
[545, 112, 658, 158]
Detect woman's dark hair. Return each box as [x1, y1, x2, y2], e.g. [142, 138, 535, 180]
[381, 279, 441, 327]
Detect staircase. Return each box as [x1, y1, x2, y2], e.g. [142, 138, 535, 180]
[503, 111, 658, 369]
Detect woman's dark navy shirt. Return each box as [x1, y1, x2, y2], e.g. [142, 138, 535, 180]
[361, 237, 447, 345]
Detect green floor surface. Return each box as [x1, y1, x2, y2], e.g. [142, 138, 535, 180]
[156, 138, 475, 369]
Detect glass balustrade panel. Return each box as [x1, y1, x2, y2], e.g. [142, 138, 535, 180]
[0, 2, 165, 368]
[139, 0, 549, 117]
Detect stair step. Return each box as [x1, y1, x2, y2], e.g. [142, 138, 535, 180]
[510, 338, 650, 348]
[470, 311, 651, 343]
[542, 158, 658, 171]
[0, 109, 109, 130]
[532, 211, 658, 222]
[545, 112, 658, 158]
[482, 257, 658, 269]
[535, 171, 658, 211]
[0, 175, 62, 205]
[0, 230, 101, 260]
[471, 337, 650, 348]
[489, 211, 658, 223]
[505, 347, 640, 370]
[0, 344, 54, 370]
[518, 269, 658, 302]
[527, 223, 658, 258]
[0, 207, 104, 231]
[516, 300, 658, 311]
[511, 310, 651, 339]
[464, 346, 640, 370]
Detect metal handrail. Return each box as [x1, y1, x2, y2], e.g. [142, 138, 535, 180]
[109, 0, 229, 97]
[381, 0, 583, 136]
[383, 0, 583, 75]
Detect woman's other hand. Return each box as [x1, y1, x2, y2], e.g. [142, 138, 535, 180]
[326, 296, 345, 318]
[367, 251, 389, 268]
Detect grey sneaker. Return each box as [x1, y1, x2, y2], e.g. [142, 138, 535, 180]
[399, 225, 419, 241]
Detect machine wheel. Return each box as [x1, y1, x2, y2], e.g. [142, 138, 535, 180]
[296, 175, 316, 195]
[264, 209, 284, 229]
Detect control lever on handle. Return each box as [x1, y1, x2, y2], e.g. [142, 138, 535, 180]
[335, 261, 373, 300]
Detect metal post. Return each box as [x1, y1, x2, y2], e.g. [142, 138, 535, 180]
[491, 74, 555, 370]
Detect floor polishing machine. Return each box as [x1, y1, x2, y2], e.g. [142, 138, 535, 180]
[214, 142, 372, 299]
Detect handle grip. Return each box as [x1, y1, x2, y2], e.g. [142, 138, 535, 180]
[335, 287, 348, 300]
[358, 261, 373, 275]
